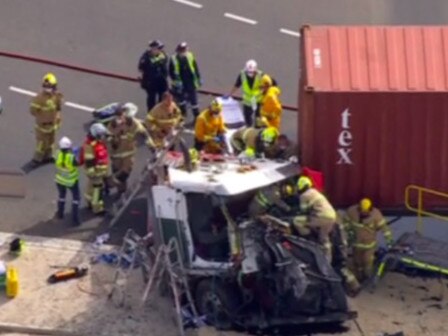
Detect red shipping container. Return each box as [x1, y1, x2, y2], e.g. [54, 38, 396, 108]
[299, 25, 448, 209]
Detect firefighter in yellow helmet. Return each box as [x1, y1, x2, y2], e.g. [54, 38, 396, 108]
[108, 103, 155, 194]
[257, 74, 282, 131]
[145, 91, 183, 149]
[230, 126, 279, 159]
[294, 176, 336, 262]
[342, 198, 393, 282]
[194, 99, 227, 154]
[29, 73, 63, 168]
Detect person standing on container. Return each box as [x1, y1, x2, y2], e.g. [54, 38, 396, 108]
[342, 198, 394, 282]
[138, 40, 168, 112]
[169, 42, 202, 124]
[226, 60, 263, 127]
[54, 136, 81, 226]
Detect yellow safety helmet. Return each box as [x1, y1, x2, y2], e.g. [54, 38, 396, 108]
[360, 198, 373, 213]
[261, 74, 273, 87]
[297, 176, 312, 192]
[42, 73, 57, 86]
[209, 99, 222, 113]
[261, 127, 279, 144]
[189, 148, 199, 162]
[244, 147, 256, 158]
[282, 184, 294, 196]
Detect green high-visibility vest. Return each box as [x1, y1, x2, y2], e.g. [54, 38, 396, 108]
[241, 71, 262, 106]
[171, 52, 199, 88]
[55, 151, 79, 187]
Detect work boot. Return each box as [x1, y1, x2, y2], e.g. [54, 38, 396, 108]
[72, 203, 80, 226]
[56, 200, 65, 219]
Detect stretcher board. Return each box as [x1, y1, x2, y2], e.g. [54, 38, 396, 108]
[216, 97, 245, 154]
[0, 170, 26, 198]
[374, 232, 448, 285]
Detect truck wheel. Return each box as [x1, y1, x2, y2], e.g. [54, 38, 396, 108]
[195, 278, 240, 330]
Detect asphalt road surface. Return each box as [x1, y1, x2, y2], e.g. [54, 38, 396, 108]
[1, 0, 448, 243]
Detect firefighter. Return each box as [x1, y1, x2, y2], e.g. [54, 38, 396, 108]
[29, 73, 63, 168]
[108, 104, 155, 194]
[138, 40, 169, 112]
[227, 60, 263, 127]
[194, 99, 227, 154]
[332, 216, 361, 296]
[169, 42, 201, 122]
[54, 137, 80, 226]
[257, 74, 282, 131]
[146, 91, 183, 149]
[344, 198, 394, 282]
[294, 176, 336, 262]
[80, 123, 110, 215]
[230, 126, 279, 159]
[248, 183, 293, 219]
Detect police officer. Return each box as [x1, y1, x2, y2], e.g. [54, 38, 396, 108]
[169, 42, 202, 123]
[54, 136, 80, 226]
[343, 198, 394, 282]
[138, 40, 168, 112]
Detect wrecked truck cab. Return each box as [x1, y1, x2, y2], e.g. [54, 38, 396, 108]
[147, 154, 356, 330]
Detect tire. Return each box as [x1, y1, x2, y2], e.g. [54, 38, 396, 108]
[194, 278, 241, 330]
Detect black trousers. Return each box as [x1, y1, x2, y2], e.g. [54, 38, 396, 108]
[243, 103, 260, 127]
[56, 182, 80, 224]
[144, 82, 168, 112]
[174, 86, 199, 117]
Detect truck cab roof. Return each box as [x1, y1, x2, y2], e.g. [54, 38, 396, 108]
[168, 158, 300, 196]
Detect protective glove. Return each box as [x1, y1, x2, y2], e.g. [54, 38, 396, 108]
[222, 95, 230, 100]
[288, 155, 299, 163]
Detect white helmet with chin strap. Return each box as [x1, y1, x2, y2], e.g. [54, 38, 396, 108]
[59, 136, 72, 149]
[245, 59, 258, 73]
[90, 123, 109, 138]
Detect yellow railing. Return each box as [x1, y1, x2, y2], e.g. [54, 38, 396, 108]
[404, 185, 448, 233]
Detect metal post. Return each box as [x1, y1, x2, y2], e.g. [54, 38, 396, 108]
[417, 189, 423, 234]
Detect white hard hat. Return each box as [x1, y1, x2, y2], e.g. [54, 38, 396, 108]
[59, 136, 72, 149]
[245, 59, 258, 72]
[90, 123, 108, 138]
[123, 102, 138, 118]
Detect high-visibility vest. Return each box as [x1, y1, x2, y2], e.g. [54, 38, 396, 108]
[55, 151, 79, 187]
[171, 52, 199, 88]
[241, 71, 262, 106]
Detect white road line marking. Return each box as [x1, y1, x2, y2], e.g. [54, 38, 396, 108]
[64, 102, 94, 112]
[9, 85, 94, 112]
[173, 0, 203, 9]
[9, 86, 37, 97]
[279, 28, 301, 37]
[224, 12, 257, 25]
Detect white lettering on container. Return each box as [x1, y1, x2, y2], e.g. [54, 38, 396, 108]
[337, 108, 353, 165]
[313, 48, 322, 69]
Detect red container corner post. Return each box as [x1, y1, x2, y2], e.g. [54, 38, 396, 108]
[298, 25, 448, 210]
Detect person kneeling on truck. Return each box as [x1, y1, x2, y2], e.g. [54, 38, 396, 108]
[194, 99, 227, 154]
[230, 126, 279, 159]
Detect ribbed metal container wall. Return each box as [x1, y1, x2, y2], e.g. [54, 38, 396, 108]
[299, 25, 448, 209]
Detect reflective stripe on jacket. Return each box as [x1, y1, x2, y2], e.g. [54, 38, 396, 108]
[241, 71, 262, 106]
[171, 52, 200, 88]
[55, 151, 79, 187]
